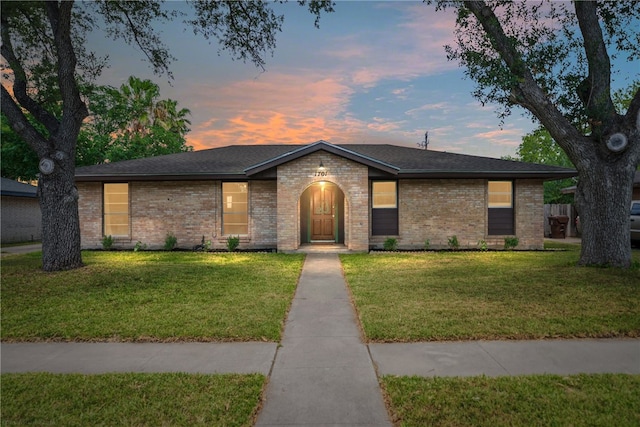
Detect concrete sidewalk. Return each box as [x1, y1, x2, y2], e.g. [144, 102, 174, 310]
[3, 338, 637, 378]
[0, 243, 42, 256]
[370, 339, 640, 377]
[255, 253, 391, 426]
[1, 342, 276, 375]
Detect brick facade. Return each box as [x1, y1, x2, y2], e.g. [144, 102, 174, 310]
[371, 178, 544, 250]
[77, 156, 545, 251]
[276, 152, 369, 251]
[78, 180, 277, 250]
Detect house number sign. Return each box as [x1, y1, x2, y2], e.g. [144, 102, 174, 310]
[314, 170, 329, 177]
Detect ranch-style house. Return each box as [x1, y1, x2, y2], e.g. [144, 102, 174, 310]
[75, 140, 576, 251]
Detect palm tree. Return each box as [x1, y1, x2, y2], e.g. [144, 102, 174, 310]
[153, 98, 191, 135]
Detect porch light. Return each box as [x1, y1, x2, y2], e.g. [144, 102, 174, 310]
[318, 161, 325, 171]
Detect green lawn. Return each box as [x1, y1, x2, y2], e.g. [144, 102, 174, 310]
[1, 251, 304, 342]
[1, 372, 264, 426]
[382, 373, 640, 427]
[341, 246, 640, 341]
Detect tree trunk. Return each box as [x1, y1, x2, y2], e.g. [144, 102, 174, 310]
[38, 155, 83, 272]
[574, 163, 635, 268]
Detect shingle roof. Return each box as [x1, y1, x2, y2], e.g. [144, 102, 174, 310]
[75, 141, 576, 181]
[1, 177, 38, 197]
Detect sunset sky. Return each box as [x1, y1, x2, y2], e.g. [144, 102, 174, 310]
[88, 1, 638, 159]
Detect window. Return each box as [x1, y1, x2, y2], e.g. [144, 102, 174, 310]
[222, 182, 248, 235]
[372, 181, 398, 235]
[488, 181, 514, 235]
[103, 183, 129, 237]
[488, 181, 513, 208]
[372, 181, 397, 208]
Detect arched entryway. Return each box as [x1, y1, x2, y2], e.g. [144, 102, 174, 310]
[300, 182, 345, 244]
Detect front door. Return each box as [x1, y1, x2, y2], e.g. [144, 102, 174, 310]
[311, 185, 335, 241]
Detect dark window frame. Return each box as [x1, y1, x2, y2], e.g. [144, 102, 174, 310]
[371, 180, 399, 236]
[487, 180, 515, 235]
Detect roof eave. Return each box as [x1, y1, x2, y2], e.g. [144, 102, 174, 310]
[397, 170, 578, 180]
[74, 172, 247, 182]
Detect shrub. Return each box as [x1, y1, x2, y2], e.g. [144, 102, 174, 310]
[134, 241, 147, 252]
[448, 235, 459, 250]
[101, 235, 114, 250]
[164, 233, 178, 251]
[201, 235, 211, 251]
[424, 239, 430, 250]
[477, 239, 488, 251]
[226, 235, 240, 252]
[504, 236, 519, 250]
[383, 238, 398, 251]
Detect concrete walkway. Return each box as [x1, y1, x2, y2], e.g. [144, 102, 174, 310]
[255, 253, 391, 426]
[370, 339, 640, 377]
[1, 342, 276, 375]
[0, 243, 42, 256]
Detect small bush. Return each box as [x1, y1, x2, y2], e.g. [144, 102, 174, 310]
[504, 236, 519, 250]
[134, 241, 147, 252]
[164, 233, 178, 251]
[201, 235, 211, 251]
[226, 235, 240, 252]
[101, 235, 114, 250]
[383, 238, 398, 251]
[477, 239, 488, 251]
[424, 239, 430, 250]
[448, 235, 459, 250]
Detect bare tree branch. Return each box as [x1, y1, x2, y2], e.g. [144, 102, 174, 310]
[1, 12, 60, 135]
[574, 1, 615, 130]
[46, 1, 88, 144]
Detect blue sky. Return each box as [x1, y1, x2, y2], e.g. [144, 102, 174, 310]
[89, 1, 639, 159]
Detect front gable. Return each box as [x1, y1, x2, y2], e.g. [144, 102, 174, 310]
[244, 140, 399, 177]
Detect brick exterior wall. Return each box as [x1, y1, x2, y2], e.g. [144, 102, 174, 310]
[247, 180, 278, 249]
[77, 182, 103, 248]
[513, 179, 545, 249]
[77, 159, 545, 251]
[370, 178, 545, 250]
[78, 180, 277, 250]
[277, 152, 369, 251]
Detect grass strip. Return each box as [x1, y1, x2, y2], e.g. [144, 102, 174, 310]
[382, 374, 640, 427]
[341, 248, 640, 341]
[1, 372, 264, 426]
[1, 251, 304, 342]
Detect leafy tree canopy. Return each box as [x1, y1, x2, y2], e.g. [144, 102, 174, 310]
[434, 0, 639, 267]
[1, 76, 192, 180]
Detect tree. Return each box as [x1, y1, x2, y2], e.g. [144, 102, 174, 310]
[1, 0, 333, 271]
[508, 83, 639, 204]
[2, 77, 192, 179]
[437, 1, 640, 267]
[511, 126, 575, 204]
[82, 76, 192, 164]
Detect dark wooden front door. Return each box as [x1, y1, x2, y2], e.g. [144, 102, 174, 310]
[311, 185, 335, 241]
